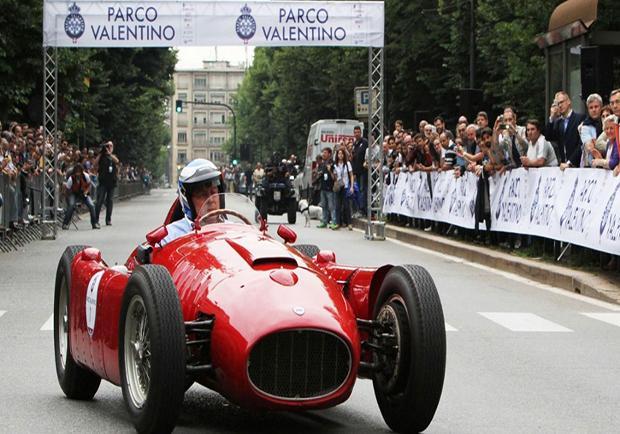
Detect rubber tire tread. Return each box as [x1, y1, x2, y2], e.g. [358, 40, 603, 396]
[119, 265, 186, 434]
[292, 244, 320, 258]
[287, 199, 297, 224]
[54, 245, 102, 400]
[372, 264, 446, 433]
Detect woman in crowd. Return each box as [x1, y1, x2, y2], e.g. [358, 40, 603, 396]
[592, 115, 620, 175]
[333, 147, 354, 230]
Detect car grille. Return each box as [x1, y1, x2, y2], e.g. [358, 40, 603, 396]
[248, 329, 351, 400]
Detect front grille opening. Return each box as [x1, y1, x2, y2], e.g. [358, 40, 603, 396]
[248, 329, 351, 400]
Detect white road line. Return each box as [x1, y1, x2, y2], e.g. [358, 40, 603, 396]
[581, 313, 620, 328]
[478, 312, 573, 332]
[386, 237, 620, 312]
[40, 314, 53, 331]
[0, 311, 6, 319]
[445, 322, 458, 332]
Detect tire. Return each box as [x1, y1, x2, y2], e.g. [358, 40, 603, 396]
[119, 265, 186, 434]
[54, 245, 102, 400]
[287, 199, 297, 224]
[372, 265, 446, 433]
[292, 244, 320, 258]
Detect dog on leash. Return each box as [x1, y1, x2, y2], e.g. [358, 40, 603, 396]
[298, 199, 322, 227]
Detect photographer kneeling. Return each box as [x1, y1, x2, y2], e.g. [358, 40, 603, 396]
[62, 163, 100, 230]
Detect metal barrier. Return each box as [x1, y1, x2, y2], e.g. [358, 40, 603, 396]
[0, 175, 145, 252]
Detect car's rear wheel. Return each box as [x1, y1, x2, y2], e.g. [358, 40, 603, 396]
[287, 199, 297, 224]
[54, 245, 101, 400]
[293, 244, 320, 258]
[119, 265, 185, 434]
[372, 265, 446, 433]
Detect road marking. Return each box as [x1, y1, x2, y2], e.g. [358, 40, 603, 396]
[445, 322, 458, 332]
[581, 313, 620, 328]
[41, 314, 53, 331]
[0, 311, 5, 319]
[478, 312, 573, 332]
[386, 237, 620, 312]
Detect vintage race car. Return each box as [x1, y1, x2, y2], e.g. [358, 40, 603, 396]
[54, 193, 446, 433]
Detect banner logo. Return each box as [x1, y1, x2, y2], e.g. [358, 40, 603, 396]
[65, 2, 86, 43]
[236, 4, 257, 44]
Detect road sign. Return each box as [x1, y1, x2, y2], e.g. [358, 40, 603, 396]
[355, 87, 369, 118]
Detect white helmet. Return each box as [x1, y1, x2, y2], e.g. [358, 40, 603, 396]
[178, 159, 221, 220]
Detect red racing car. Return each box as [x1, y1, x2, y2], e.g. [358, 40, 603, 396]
[54, 193, 446, 433]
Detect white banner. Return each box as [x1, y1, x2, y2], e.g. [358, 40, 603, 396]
[43, 1, 384, 47]
[384, 167, 620, 255]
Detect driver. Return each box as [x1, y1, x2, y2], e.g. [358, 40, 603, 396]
[160, 159, 222, 246]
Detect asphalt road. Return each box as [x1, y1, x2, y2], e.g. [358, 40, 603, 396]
[1, 189, 619, 433]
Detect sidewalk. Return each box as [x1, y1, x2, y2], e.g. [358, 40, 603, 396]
[352, 219, 620, 305]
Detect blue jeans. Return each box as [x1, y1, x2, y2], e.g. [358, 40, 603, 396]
[320, 190, 336, 225]
[63, 193, 96, 226]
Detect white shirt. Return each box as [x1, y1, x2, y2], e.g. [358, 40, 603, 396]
[160, 217, 193, 247]
[526, 134, 558, 167]
[335, 162, 352, 188]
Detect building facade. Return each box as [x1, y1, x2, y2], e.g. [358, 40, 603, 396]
[169, 61, 245, 185]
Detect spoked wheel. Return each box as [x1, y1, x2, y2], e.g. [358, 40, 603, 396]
[54, 245, 101, 400]
[372, 265, 446, 433]
[119, 265, 186, 434]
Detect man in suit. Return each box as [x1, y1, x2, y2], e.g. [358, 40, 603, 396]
[545, 91, 586, 170]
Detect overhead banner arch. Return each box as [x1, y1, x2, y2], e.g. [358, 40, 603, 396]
[43, 1, 384, 47]
[41, 0, 385, 240]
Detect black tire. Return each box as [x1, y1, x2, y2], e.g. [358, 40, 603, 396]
[372, 265, 446, 433]
[292, 244, 320, 258]
[119, 265, 186, 434]
[54, 245, 102, 400]
[287, 199, 297, 224]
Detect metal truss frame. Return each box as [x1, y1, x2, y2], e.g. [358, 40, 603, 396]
[42, 46, 59, 239]
[365, 47, 385, 240]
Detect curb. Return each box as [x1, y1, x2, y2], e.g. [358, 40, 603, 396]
[353, 219, 620, 306]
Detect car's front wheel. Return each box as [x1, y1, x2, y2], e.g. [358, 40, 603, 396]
[119, 265, 186, 433]
[54, 245, 101, 400]
[372, 265, 446, 433]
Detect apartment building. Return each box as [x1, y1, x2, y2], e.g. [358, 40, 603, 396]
[169, 60, 245, 185]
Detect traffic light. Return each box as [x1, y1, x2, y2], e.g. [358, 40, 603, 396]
[175, 99, 183, 113]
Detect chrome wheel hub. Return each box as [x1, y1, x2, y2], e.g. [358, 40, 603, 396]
[124, 296, 151, 408]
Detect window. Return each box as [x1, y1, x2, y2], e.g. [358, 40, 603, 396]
[193, 149, 207, 159]
[177, 151, 187, 164]
[193, 130, 207, 147]
[177, 131, 187, 143]
[210, 93, 226, 104]
[177, 92, 188, 102]
[194, 92, 207, 103]
[209, 73, 226, 89]
[194, 75, 207, 89]
[228, 93, 237, 105]
[209, 131, 226, 146]
[193, 111, 207, 126]
[210, 112, 225, 125]
[177, 74, 189, 89]
[229, 74, 243, 89]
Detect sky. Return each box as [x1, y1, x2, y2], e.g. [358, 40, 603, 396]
[176, 46, 255, 69]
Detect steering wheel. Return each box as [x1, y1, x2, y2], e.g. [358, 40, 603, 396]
[198, 208, 252, 226]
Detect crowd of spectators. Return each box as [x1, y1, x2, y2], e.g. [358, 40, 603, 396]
[0, 120, 150, 232]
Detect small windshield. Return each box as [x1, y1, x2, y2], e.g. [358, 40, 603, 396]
[196, 193, 263, 228]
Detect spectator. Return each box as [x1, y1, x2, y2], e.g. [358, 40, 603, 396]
[252, 162, 264, 198]
[545, 90, 586, 169]
[95, 141, 119, 226]
[334, 148, 354, 230]
[494, 107, 527, 170]
[579, 93, 604, 167]
[520, 119, 559, 168]
[351, 126, 368, 216]
[317, 147, 337, 229]
[434, 116, 450, 136]
[61, 163, 99, 230]
[592, 115, 619, 175]
[476, 111, 489, 129]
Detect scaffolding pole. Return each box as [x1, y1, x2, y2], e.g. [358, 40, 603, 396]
[365, 47, 385, 240]
[42, 46, 59, 240]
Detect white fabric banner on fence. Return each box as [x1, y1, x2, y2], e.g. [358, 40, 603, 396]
[43, 1, 384, 47]
[383, 167, 619, 254]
